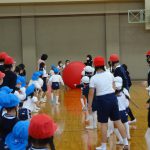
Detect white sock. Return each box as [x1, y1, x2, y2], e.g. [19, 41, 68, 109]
[124, 122, 130, 139]
[107, 119, 114, 137]
[92, 111, 97, 128]
[145, 128, 150, 150]
[56, 96, 59, 103]
[101, 143, 106, 148]
[80, 98, 85, 108]
[114, 128, 123, 142]
[123, 138, 128, 146]
[88, 114, 94, 127]
[51, 93, 54, 101]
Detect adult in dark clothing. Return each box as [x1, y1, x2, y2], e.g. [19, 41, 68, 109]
[145, 50, 150, 150]
[0, 52, 8, 73]
[109, 54, 136, 123]
[1, 56, 17, 92]
[84, 54, 93, 67]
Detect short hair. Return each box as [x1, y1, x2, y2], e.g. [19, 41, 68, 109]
[95, 66, 105, 71]
[41, 54, 48, 61]
[28, 136, 55, 150]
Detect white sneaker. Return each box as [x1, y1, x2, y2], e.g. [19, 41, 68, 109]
[56, 101, 60, 105]
[85, 125, 94, 129]
[96, 146, 106, 150]
[128, 119, 136, 124]
[116, 140, 124, 145]
[93, 125, 97, 129]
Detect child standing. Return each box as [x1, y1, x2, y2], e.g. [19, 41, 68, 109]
[114, 77, 130, 144]
[49, 67, 64, 105]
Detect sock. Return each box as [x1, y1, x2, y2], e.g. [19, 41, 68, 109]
[88, 114, 93, 127]
[123, 138, 128, 146]
[145, 128, 150, 150]
[107, 119, 114, 137]
[124, 122, 130, 139]
[51, 93, 54, 101]
[101, 143, 106, 148]
[56, 96, 59, 103]
[114, 128, 123, 142]
[92, 111, 97, 128]
[80, 98, 85, 108]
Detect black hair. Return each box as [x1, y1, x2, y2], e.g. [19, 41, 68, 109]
[15, 66, 21, 74]
[4, 64, 13, 70]
[41, 54, 48, 61]
[0, 59, 4, 63]
[18, 64, 25, 70]
[39, 62, 45, 70]
[65, 60, 70, 63]
[115, 89, 123, 95]
[58, 61, 62, 65]
[112, 61, 119, 66]
[5, 106, 17, 111]
[28, 136, 55, 150]
[95, 66, 106, 72]
[87, 55, 92, 60]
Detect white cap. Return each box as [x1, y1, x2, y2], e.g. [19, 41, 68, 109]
[81, 76, 90, 84]
[84, 66, 93, 73]
[114, 76, 123, 90]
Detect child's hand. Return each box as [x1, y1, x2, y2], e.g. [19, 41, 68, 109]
[74, 84, 77, 87]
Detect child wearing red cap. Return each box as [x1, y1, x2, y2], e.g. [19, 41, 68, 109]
[88, 56, 129, 150]
[0, 52, 8, 72]
[109, 54, 136, 125]
[1, 56, 17, 92]
[28, 114, 57, 150]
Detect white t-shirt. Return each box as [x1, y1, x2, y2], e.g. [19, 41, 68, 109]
[90, 71, 115, 96]
[117, 92, 129, 111]
[23, 96, 38, 112]
[14, 87, 26, 101]
[37, 78, 44, 88]
[49, 74, 64, 86]
[29, 80, 41, 90]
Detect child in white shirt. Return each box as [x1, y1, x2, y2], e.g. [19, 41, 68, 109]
[114, 76, 130, 144]
[49, 68, 64, 105]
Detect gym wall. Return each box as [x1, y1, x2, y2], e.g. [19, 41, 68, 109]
[0, 1, 149, 80]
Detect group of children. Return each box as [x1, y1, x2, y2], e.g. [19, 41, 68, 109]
[0, 50, 149, 150]
[0, 52, 59, 150]
[75, 54, 140, 150]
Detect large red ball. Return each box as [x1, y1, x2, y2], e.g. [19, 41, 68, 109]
[62, 61, 85, 89]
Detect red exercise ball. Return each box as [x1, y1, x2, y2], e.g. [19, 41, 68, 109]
[62, 61, 85, 89]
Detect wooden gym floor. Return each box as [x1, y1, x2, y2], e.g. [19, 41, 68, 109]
[39, 81, 149, 150]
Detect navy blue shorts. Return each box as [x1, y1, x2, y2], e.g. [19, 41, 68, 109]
[119, 110, 128, 123]
[42, 77, 47, 92]
[52, 82, 60, 90]
[96, 93, 120, 123]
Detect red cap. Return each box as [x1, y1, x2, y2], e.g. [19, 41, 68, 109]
[109, 54, 119, 62]
[29, 114, 57, 139]
[0, 52, 8, 60]
[94, 56, 105, 67]
[146, 50, 150, 56]
[0, 71, 5, 78]
[4, 56, 15, 65]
